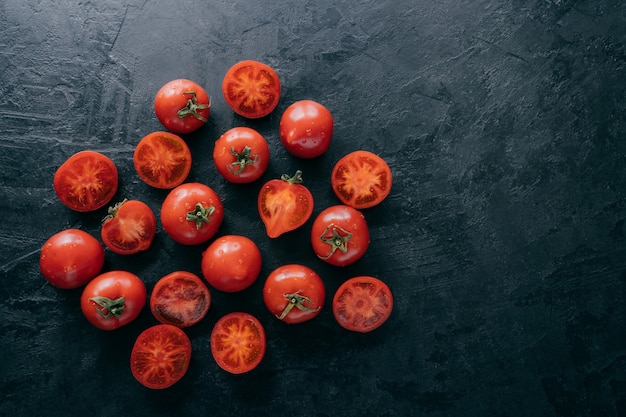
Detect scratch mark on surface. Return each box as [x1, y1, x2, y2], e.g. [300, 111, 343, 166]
[0, 248, 40, 273]
[109, 5, 129, 51]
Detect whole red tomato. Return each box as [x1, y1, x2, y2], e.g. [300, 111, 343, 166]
[160, 182, 224, 245]
[201, 235, 262, 292]
[279, 100, 333, 159]
[39, 229, 105, 289]
[213, 127, 270, 183]
[310, 205, 370, 266]
[154, 79, 210, 134]
[262, 264, 325, 324]
[80, 270, 147, 331]
[101, 199, 156, 255]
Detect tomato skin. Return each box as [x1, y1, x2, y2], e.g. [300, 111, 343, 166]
[133, 131, 192, 189]
[160, 182, 224, 245]
[262, 264, 325, 324]
[279, 100, 333, 159]
[210, 312, 266, 374]
[213, 127, 270, 184]
[53, 150, 119, 212]
[150, 271, 211, 328]
[80, 270, 147, 331]
[311, 205, 370, 267]
[201, 235, 262, 292]
[222, 60, 281, 119]
[258, 171, 314, 238]
[101, 200, 156, 255]
[332, 276, 393, 333]
[130, 324, 192, 389]
[39, 229, 105, 289]
[331, 150, 393, 209]
[154, 79, 210, 134]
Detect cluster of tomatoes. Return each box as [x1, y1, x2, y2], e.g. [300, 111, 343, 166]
[39, 60, 394, 389]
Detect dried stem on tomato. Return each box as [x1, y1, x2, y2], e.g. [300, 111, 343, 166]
[318, 223, 353, 260]
[276, 291, 320, 320]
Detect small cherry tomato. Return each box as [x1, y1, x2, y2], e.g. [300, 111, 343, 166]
[160, 182, 224, 245]
[101, 199, 156, 255]
[210, 312, 266, 374]
[222, 60, 281, 119]
[39, 229, 105, 289]
[130, 324, 192, 389]
[154, 79, 210, 134]
[53, 150, 118, 212]
[258, 170, 314, 238]
[213, 127, 270, 184]
[331, 150, 392, 209]
[201, 235, 262, 292]
[80, 270, 147, 331]
[279, 100, 333, 158]
[150, 271, 211, 328]
[310, 205, 370, 267]
[333, 276, 393, 333]
[133, 131, 192, 189]
[262, 264, 325, 324]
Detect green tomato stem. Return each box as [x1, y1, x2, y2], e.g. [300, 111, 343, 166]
[318, 223, 353, 260]
[88, 296, 125, 319]
[280, 170, 304, 184]
[228, 146, 257, 175]
[186, 203, 216, 229]
[276, 291, 320, 321]
[177, 91, 211, 122]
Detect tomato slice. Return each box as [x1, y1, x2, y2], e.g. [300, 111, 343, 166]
[331, 150, 392, 209]
[332, 276, 393, 333]
[101, 199, 156, 255]
[210, 312, 266, 374]
[222, 60, 281, 119]
[53, 150, 119, 212]
[150, 271, 211, 328]
[130, 324, 192, 389]
[133, 131, 192, 189]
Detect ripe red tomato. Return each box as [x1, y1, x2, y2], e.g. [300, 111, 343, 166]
[101, 199, 156, 255]
[39, 229, 105, 289]
[53, 150, 118, 212]
[310, 205, 370, 267]
[154, 79, 210, 134]
[201, 235, 262, 292]
[150, 271, 211, 328]
[333, 276, 393, 333]
[331, 150, 392, 209]
[222, 60, 281, 119]
[160, 182, 224, 245]
[258, 170, 314, 238]
[262, 264, 325, 324]
[130, 324, 192, 389]
[80, 270, 146, 331]
[213, 127, 270, 184]
[210, 312, 266, 374]
[133, 131, 192, 189]
[279, 100, 333, 158]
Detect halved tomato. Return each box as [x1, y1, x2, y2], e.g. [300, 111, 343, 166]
[210, 312, 266, 374]
[222, 60, 281, 119]
[133, 131, 192, 189]
[150, 271, 211, 328]
[331, 150, 392, 209]
[332, 276, 393, 333]
[101, 199, 156, 255]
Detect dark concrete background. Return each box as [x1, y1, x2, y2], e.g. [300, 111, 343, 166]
[1, 0, 626, 416]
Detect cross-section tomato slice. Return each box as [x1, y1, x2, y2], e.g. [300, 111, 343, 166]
[53, 150, 119, 212]
[222, 60, 281, 119]
[130, 324, 192, 389]
[210, 312, 266, 374]
[331, 150, 392, 209]
[133, 131, 192, 189]
[332, 276, 393, 333]
[101, 199, 156, 255]
[150, 271, 211, 328]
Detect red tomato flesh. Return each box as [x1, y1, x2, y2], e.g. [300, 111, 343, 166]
[222, 60, 281, 119]
[134, 131, 192, 189]
[101, 199, 156, 255]
[333, 276, 393, 333]
[331, 150, 392, 209]
[150, 271, 211, 328]
[210, 312, 266, 374]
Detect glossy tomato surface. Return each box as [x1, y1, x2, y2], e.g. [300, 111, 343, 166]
[201, 235, 262, 292]
[258, 170, 314, 238]
[213, 127, 270, 183]
[150, 271, 211, 328]
[133, 131, 192, 189]
[101, 199, 156, 255]
[154, 79, 210, 134]
[310, 205, 370, 266]
[160, 182, 224, 245]
[39, 229, 105, 289]
[262, 264, 325, 324]
[210, 312, 266, 374]
[222, 60, 281, 119]
[130, 324, 192, 389]
[80, 270, 147, 331]
[53, 150, 118, 212]
[279, 100, 333, 158]
[331, 150, 392, 209]
[332, 276, 393, 333]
